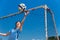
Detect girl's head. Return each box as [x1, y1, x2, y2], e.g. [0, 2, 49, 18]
[15, 21, 21, 29]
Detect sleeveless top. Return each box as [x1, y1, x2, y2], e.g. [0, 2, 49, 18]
[8, 28, 21, 40]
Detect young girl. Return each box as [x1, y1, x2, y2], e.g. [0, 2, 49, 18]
[0, 3, 29, 40]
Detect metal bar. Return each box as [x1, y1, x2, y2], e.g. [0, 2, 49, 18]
[44, 5, 48, 40]
[28, 5, 44, 11]
[0, 11, 23, 19]
[0, 5, 44, 20]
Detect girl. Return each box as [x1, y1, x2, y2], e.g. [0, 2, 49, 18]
[0, 3, 29, 40]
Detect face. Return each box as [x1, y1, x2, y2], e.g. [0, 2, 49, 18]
[16, 21, 21, 28]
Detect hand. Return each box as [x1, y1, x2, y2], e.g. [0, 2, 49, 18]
[24, 10, 29, 16]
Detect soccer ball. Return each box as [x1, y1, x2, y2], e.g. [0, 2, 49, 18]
[18, 3, 26, 10]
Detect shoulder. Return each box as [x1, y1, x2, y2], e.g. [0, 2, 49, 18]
[9, 29, 15, 33]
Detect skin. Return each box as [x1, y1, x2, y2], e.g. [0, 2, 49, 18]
[16, 22, 22, 30]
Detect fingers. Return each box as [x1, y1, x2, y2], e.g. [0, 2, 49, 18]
[24, 10, 29, 16]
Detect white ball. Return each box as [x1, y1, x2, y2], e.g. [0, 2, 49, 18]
[19, 3, 26, 9]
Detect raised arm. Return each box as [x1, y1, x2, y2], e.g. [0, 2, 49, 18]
[19, 11, 29, 31]
[21, 11, 29, 26]
[0, 32, 10, 36]
[21, 15, 27, 26]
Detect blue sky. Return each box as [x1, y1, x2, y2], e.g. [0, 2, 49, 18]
[0, 0, 60, 40]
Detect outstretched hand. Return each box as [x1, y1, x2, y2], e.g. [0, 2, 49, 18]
[24, 10, 29, 16]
